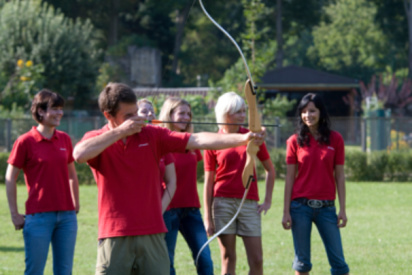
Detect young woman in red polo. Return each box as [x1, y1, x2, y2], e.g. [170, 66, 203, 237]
[5, 89, 79, 274]
[282, 93, 350, 275]
[203, 92, 275, 275]
[158, 97, 214, 275]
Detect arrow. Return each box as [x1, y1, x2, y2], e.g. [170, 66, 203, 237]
[147, 119, 280, 128]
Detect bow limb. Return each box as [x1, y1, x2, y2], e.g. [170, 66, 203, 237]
[198, 0, 254, 87]
[241, 79, 261, 190]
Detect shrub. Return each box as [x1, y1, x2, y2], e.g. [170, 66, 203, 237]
[0, 0, 101, 108]
[345, 150, 368, 181]
[386, 151, 410, 181]
[0, 152, 95, 185]
[74, 162, 95, 185]
[365, 151, 388, 181]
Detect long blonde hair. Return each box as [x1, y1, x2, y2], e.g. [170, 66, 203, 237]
[159, 97, 193, 133]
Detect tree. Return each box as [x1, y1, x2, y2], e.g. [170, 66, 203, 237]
[308, 0, 390, 81]
[275, 0, 283, 68]
[404, 0, 412, 78]
[266, 0, 329, 69]
[369, 0, 409, 77]
[0, 0, 101, 108]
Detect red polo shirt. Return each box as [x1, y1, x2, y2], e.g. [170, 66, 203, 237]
[168, 149, 202, 209]
[8, 127, 75, 215]
[204, 127, 270, 201]
[81, 124, 190, 239]
[286, 131, 345, 201]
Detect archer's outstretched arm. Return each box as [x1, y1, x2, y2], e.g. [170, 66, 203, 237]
[186, 129, 265, 150]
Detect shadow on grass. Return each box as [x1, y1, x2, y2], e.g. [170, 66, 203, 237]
[0, 246, 24, 252]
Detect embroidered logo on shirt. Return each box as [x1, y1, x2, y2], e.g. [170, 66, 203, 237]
[139, 143, 149, 147]
[60, 148, 66, 151]
[327, 146, 335, 151]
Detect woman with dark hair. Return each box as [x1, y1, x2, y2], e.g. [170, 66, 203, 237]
[5, 89, 79, 275]
[282, 93, 350, 275]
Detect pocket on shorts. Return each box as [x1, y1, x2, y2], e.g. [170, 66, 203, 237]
[98, 238, 106, 247]
[212, 197, 223, 208]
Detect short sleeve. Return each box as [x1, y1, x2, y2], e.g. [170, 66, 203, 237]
[195, 149, 203, 162]
[63, 133, 74, 164]
[203, 149, 217, 172]
[8, 137, 27, 169]
[77, 129, 104, 168]
[286, 135, 298, 164]
[333, 132, 345, 165]
[163, 153, 175, 166]
[257, 142, 270, 161]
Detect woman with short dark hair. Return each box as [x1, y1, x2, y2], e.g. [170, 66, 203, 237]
[6, 89, 79, 275]
[282, 93, 350, 275]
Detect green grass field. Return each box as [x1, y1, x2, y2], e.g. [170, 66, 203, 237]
[1, 181, 411, 274]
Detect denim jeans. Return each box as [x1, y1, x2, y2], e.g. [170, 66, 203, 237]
[290, 200, 349, 275]
[23, 211, 77, 275]
[163, 208, 213, 275]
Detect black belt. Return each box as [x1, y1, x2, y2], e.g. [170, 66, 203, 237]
[293, 198, 334, 208]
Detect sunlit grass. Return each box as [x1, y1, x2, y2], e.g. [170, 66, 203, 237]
[1, 181, 411, 274]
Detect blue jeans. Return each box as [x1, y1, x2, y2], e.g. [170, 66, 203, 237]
[290, 201, 349, 275]
[23, 211, 77, 275]
[163, 208, 213, 275]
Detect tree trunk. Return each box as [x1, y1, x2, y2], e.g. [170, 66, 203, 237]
[108, 0, 119, 46]
[275, 0, 283, 68]
[404, 0, 412, 79]
[172, 2, 192, 75]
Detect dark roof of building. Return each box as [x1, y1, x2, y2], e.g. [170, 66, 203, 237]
[258, 65, 359, 91]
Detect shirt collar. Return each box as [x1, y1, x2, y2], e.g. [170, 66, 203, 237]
[30, 126, 58, 142]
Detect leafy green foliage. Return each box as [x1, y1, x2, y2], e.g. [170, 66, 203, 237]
[95, 63, 126, 95]
[106, 34, 156, 57]
[0, 0, 101, 108]
[1, 59, 45, 109]
[308, 0, 390, 80]
[344, 150, 412, 181]
[0, 103, 27, 119]
[386, 151, 412, 181]
[262, 94, 296, 119]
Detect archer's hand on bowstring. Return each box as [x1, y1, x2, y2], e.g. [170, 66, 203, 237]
[116, 115, 146, 138]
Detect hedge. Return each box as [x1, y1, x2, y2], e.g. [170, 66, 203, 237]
[0, 152, 95, 185]
[1, 149, 412, 185]
[256, 149, 412, 182]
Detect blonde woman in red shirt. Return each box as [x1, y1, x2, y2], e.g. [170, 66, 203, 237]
[204, 92, 275, 275]
[158, 97, 214, 275]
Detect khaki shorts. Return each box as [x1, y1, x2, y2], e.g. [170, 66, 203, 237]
[95, 234, 169, 275]
[212, 197, 261, 237]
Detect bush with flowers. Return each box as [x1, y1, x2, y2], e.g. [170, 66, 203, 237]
[1, 59, 44, 109]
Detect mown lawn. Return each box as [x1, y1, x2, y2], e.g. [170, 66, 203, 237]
[1, 181, 411, 274]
